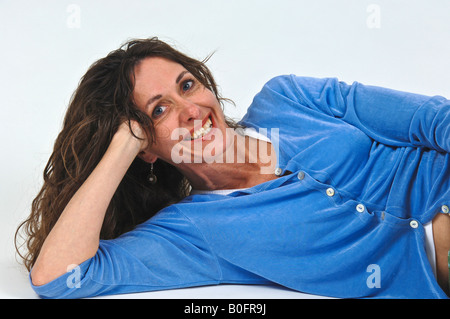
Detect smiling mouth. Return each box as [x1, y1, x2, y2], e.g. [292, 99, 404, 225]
[190, 116, 213, 140]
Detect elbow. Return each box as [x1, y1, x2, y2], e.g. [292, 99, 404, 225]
[30, 263, 88, 299]
[30, 268, 54, 287]
[30, 248, 98, 287]
[30, 262, 77, 287]
[29, 270, 61, 299]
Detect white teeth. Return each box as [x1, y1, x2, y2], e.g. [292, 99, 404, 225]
[191, 118, 212, 140]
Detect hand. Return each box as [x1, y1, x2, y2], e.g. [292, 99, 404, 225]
[113, 120, 149, 154]
[31, 118, 150, 287]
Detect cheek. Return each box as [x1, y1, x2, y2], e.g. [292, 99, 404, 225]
[153, 125, 172, 140]
[205, 95, 224, 117]
[200, 87, 221, 107]
[151, 122, 188, 157]
[147, 126, 177, 160]
[151, 111, 180, 141]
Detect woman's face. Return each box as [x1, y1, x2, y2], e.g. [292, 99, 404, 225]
[133, 57, 230, 165]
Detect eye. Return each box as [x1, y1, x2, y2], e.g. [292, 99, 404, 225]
[182, 79, 194, 92]
[152, 105, 167, 118]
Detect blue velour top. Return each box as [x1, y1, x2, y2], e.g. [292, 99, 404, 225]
[31, 75, 450, 299]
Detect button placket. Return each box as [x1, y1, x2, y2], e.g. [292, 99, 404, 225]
[356, 204, 365, 213]
[410, 220, 419, 229]
[296, 170, 341, 203]
[326, 188, 335, 197]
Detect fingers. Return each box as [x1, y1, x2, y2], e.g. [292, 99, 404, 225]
[115, 120, 149, 152]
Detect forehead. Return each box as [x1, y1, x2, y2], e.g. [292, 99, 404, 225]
[133, 57, 186, 107]
[134, 56, 184, 80]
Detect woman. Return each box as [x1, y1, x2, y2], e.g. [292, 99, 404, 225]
[15, 37, 449, 298]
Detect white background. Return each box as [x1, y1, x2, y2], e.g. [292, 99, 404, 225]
[1, 0, 449, 298]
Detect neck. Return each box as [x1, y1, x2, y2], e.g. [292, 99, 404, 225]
[178, 133, 277, 191]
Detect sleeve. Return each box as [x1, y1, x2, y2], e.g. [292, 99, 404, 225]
[29, 208, 222, 299]
[262, 75, 450, 153]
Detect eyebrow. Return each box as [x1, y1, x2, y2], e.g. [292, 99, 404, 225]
[145, 70, 190, 108]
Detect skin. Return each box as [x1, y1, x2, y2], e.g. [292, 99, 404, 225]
[433, 212, 450, 295]
[30, 123, 144, 285]
[133, 57, 277, 191]
[31, 57, 276, 286]
[30, 57, 449, 297]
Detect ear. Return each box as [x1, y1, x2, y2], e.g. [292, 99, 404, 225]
[138, 150, 158, 164]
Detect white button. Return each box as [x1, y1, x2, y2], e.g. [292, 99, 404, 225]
[410, 220, 419, 228]
[297, 171, 305, 180]
[274, 168, 282, 176]
[326, 188, 335, 197]
[356, 204, 365, 213]
[441, 205, 449, 214]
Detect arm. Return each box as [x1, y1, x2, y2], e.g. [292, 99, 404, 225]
[30, 208, 224, 299]
[264, 75, 450, 152]
[30, 121, 146, 286]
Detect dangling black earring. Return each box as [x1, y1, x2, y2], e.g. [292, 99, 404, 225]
[148, 162, 157, 184]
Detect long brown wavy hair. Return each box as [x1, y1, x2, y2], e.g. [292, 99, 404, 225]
[15, 37, 233, 272]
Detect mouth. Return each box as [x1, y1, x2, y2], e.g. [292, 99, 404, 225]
[189, 115, 213, 140]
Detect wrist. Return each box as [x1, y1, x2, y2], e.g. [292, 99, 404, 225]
[111, 133, 142, 156]
[114, 121, 148, 151]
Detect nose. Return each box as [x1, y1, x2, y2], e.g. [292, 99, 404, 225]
[178, 98, 201, 123]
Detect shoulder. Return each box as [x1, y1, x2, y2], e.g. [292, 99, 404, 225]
[258, 74, 295, 96]
[111, 203, 216, 257]
[136, 204, 192, 230]
[263, 74, 293, 88]
[239, 74, 307, 127]
[252, 74, 340, 105]
[137, 199, 220, 235]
